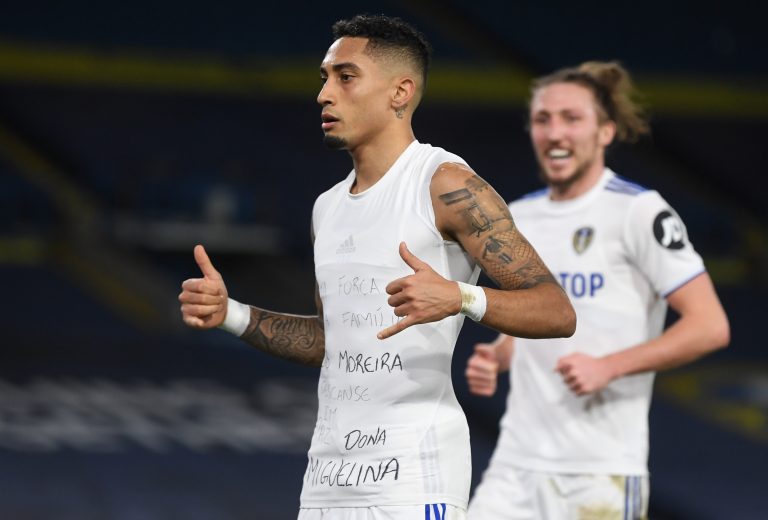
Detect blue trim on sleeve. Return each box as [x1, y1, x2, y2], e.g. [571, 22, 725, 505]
[662, 269, 706, 298]
[605, 175, 649, 196]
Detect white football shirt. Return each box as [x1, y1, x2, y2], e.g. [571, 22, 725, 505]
[493, 168, 705, 475]
[304, 141, 479, 508]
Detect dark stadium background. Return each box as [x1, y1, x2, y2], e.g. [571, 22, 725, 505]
[1, 1, 766, 518]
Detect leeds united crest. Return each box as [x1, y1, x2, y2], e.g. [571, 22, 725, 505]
[572, 226, 594, 254]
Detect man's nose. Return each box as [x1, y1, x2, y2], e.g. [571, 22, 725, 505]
[317, 81, 334, 106]
[545, 119, 566, 141]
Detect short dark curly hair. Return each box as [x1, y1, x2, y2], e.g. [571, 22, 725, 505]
[332, 14, 432, 87]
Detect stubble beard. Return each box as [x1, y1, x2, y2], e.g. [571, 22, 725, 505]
[323, 135, 348, 150]
[537, 154, 592, 193]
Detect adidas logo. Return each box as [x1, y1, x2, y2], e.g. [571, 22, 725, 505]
[336, 235, 356, 254]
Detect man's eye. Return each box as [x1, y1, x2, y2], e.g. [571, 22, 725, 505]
[320, 76, 328, 84]
[340, 74, 353, 81]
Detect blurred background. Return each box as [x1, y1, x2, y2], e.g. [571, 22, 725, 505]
[1, 1, 766, 518]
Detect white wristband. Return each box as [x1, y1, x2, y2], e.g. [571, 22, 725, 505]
[457, 282, 487, 322]
[219, 298, 250, 337]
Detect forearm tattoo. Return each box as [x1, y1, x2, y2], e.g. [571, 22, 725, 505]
[440, 175, 558, 290]
[241, 308, 325, 367]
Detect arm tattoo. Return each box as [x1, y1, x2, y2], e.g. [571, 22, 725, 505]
[439, 188, 473, 205]
[241, 308, 325, 367]
[441, 187, 494, 236]
[440, 174, 558, 290]
[444, 176, 507, 239]
[467, 204, 492, 237]
[478, 230, 557, 289]
[465, 175, 490, 193]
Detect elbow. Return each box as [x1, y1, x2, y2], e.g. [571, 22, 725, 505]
[552, 293, 576, 338]
[698, 313, 730, 356]
[560, 303, 577, 338]
[310, 345, 327, 368]
[711, 315, 731, 352]
[545, 284, 576, 337]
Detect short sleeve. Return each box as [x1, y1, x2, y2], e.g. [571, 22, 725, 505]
[623, 191, 706, 297]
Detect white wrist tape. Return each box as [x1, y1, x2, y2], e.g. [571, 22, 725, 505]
[457, 282, 487, 322]
[219, 298, 250, 337]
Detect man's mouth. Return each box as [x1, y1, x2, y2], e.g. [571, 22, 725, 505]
[321, 113, 339, 130]
[547, 148, 572, 160]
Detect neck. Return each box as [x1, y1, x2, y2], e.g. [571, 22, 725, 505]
[549, 157, 606, 201]
[348, 125, 416, 194]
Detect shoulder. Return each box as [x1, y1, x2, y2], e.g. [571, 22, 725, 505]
[312, 173, 352, 221]
[622, 187, 698, 253]
[416, 142, 467, 165]
[625, 188, 672, 219]
[600, 172, 658, 222]
[601, 173, 666, 237]
[429, 161, 477, 193]
[427, 162, 507, 239]
[604, 173, 650, 197]
[316, 173, 352, 201]
[313, 179, 340, 209]
[414, 142, 470, 184]
[428, 161, 507, 208]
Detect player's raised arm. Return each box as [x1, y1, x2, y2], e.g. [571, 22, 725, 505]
[432, 163, 576, 338]
[179, 244, 325, 367]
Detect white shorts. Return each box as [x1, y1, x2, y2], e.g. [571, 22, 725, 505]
[298, 503, 466, 520]
[467, 465, 648, 520]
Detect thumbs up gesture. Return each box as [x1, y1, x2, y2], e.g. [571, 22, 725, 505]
[377, 242, 462, 340]
[179, 245, 229, 329]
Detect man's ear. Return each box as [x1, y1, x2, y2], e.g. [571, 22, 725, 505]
[392, 77, 417, 110]
[599, 120, 617, 147]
